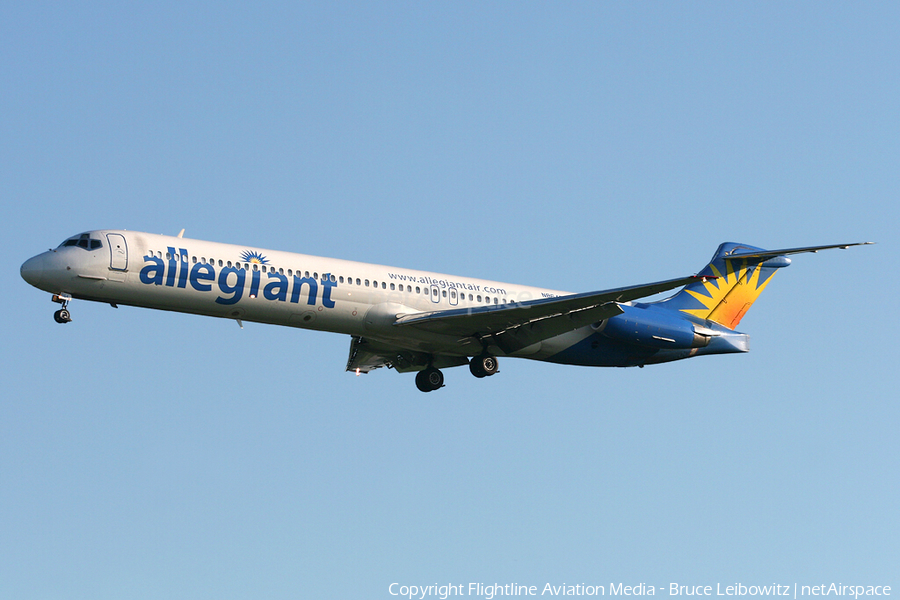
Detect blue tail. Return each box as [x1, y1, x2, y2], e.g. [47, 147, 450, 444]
[659, 243, 788, 329]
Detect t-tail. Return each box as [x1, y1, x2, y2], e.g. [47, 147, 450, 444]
[659, 242, 873, 330]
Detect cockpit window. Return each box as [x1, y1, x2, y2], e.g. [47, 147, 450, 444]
[59, 233, 103, 251]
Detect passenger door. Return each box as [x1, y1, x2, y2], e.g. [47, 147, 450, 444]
[107, 233, 128, 271]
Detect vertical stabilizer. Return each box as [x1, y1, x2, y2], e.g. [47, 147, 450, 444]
[659, 243, 786, 330]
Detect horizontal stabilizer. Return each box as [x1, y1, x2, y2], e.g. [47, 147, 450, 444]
[724, 242, 873, 261]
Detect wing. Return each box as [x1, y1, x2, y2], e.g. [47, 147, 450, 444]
[394, 274, 709, 354]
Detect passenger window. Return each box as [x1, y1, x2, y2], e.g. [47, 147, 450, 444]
[382, 282, 386, 289]
[365, 280, 370, 287]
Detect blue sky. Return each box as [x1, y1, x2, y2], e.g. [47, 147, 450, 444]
[1, 3, 897, 599]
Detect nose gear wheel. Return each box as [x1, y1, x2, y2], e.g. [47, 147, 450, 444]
[51, 294, 73, 324]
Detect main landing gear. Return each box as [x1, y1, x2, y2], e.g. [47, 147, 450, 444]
[469, 354, 499, 378]
[415, 367, 444, 393]
[52, 294, 73, 324]
[414, 354, 499, 392]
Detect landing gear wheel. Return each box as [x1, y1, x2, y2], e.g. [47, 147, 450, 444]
[469, 354, 498, 378]
[415, 367, 444, 392]
[53, 309, 72, 324]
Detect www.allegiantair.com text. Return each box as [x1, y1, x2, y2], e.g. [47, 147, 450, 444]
[388, 582, 891, 599]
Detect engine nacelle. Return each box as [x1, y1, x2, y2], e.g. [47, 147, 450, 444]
[599, 306, 711, 349]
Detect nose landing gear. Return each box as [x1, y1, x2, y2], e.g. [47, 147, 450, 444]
[51, 294, 73, 324]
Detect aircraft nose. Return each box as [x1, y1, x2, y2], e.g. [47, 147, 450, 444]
[21, 253, 46, 287]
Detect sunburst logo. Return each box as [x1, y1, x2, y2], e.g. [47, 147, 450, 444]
[240, 250, 269, 264]
[680, 258, 777, 330]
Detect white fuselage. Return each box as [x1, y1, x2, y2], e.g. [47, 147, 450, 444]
[22, 231, 862, 390]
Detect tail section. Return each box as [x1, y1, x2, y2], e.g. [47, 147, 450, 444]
[660, 243, 787, 330]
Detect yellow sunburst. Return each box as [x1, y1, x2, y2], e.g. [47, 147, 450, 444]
[680, 259, 776, 329]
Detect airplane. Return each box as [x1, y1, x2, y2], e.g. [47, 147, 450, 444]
[20, 230, 870, 392]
